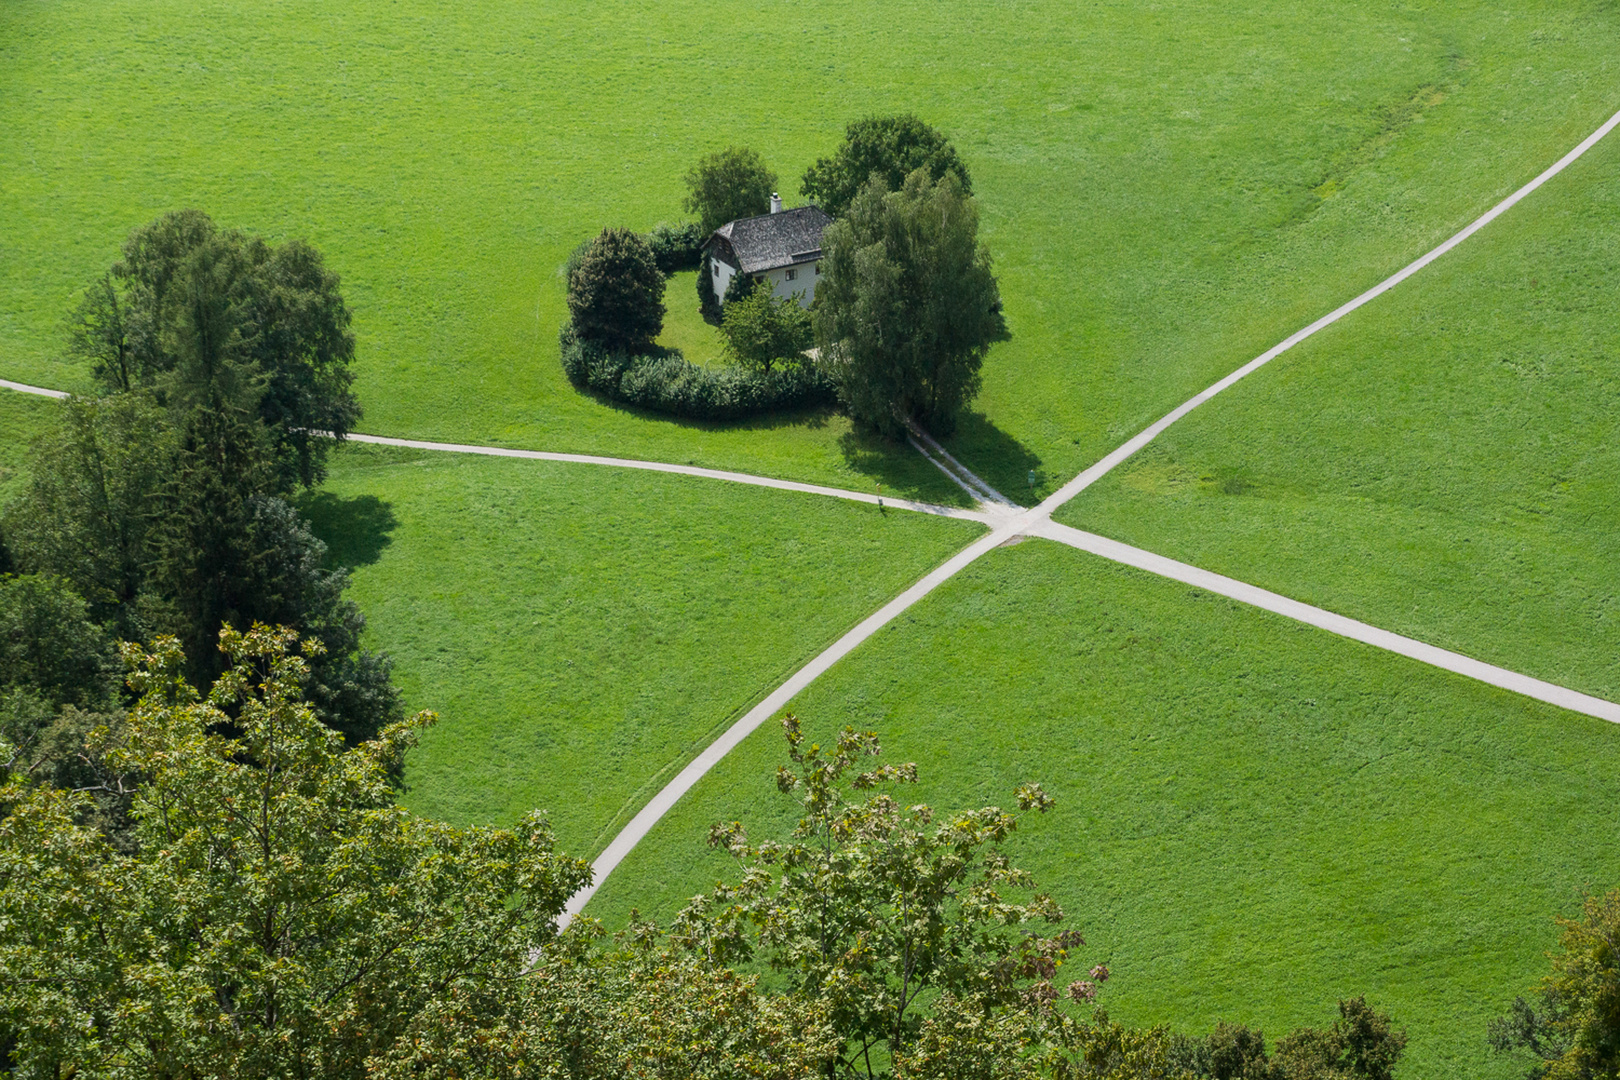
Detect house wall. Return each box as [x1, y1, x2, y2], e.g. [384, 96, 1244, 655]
[709, 254, 736, 304]
[712, 256, 820, 309]
[759, 262, 819, 307]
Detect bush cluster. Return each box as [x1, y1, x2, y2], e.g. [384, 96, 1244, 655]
[645, 221, 705, 273]
[560, 324, 833, 421]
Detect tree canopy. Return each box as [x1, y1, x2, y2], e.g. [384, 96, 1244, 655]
[719, 287, 813, 374]
[66, 209, 361, 491]
[567, 228, 667, 354]
[684, 147, 778, 235]
[801, 115, 972, 218]
[813, 169, 1007, 438]
[0, 624, 593, 1080]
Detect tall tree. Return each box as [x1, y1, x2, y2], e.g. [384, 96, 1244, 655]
[672, 715, 1088, 1079]
[144, 405, 277, 684]
[802, 115, 972, 218]
[684, 147, 778, 235]
[813, 169, 1007, 438]
[0, 624, 592, 1080]
[66, 210, 361, 490]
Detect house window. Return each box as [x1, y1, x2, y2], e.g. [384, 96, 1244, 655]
[785, 267, 797, 281]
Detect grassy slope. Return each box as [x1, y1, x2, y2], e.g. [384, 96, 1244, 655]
[0, 390, 59, 504]
[3, 0, 1616, 499]
[1057, 128, 1620, 699]
[310, 442, 980, 854]
[590, 540, 1620, 1080]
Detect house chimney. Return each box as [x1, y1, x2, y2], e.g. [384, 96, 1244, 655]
[770, 192, 782, 214]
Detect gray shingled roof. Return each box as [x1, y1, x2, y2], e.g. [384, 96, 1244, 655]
[709, 205, 832, 274]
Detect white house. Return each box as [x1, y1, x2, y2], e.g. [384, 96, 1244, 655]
[705, 195, 832, 308]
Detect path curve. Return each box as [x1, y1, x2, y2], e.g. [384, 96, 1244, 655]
[344, 433, 1004, 524]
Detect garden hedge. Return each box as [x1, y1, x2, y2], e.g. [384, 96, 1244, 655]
[560, 324, 834, 422]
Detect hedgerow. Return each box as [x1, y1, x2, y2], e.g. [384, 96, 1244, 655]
[560, 324, 834, 421]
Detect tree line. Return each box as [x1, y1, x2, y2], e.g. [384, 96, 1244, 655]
[0, 209, 399, 825]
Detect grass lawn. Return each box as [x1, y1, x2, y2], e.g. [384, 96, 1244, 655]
[3, 0, 1617, 499]
[589, 539, 1620, 1080]
[307, 441, 981, 855]
[0, 389, 60, 504]
[656, 271, 726, 368]
[1056, 125, 1620, 700]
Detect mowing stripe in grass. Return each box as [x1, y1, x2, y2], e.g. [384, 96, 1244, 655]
[343, 432, 998, 524]
[0, 380, 67, 399]
[1031, 519, 1620, 724]
[1037, 103, 1620, 517]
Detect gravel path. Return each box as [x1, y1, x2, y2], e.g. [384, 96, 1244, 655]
[343, 433, 1003, 525]
[1032, 520, 1620, 723]
[0, 379, 67, 399]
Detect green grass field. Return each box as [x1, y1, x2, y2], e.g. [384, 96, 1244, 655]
[1057, 124, 1620, 700]
[5, 0, 1620, 1071]
[308, 442, 980, 853]
[3, 0, 1617, 498]
[589, 539, 1620, 1080]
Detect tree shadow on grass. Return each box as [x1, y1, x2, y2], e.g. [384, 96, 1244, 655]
[296, 492, 399, 569]
[938, 411, 1046, 503]
[571, 387, 972, 505]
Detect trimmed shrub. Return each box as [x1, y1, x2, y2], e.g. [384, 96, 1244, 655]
[566, 228, 666, 353]
[646, 222, 705, 274]
[560, 323, 834, 421]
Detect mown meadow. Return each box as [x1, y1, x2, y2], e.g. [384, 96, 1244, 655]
[590, 539, 1620, 1080]
[3, 0, 1617, 497]
[308, 442, 980, 854]
[1058, 122, 1620, 700]
[3, 0, 1619, 1073]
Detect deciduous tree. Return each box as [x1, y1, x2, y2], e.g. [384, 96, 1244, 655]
[802, 115, 972, 218]
[1491, 888, 1620, 1080]
[673, 715, 1085, 1079]
[814, 169, 1006, 438]
[0, 624, 592, 1080]
[685, 147, 778, 235]
[66, 210, 361, 490]
[720, 287, 813, 374]
[2, 394, 173, 629]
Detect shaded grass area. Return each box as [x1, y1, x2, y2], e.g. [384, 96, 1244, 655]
[310, 441, 981, 855]
[590, 539, 1620, 1080]
[0, 389, 59, 504]
[3, 1, 1616, 499]
[1057, 127, 1620, 700]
